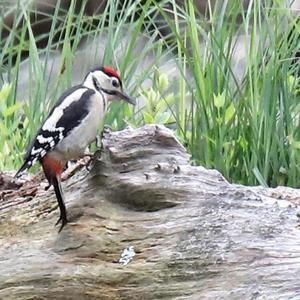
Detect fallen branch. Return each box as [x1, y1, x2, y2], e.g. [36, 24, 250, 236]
[0, 125, 300, 299]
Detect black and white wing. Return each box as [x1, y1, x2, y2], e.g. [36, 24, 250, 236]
[15, 86, 95, 177]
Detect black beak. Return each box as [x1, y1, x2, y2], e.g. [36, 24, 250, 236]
[116, 90, 136, 105]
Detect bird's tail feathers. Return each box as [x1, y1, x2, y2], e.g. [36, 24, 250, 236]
[15, 160, 30, 178]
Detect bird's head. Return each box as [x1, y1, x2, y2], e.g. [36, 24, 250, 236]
[83, 66, 135, 105]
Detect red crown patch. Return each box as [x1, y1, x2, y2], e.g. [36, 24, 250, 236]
[102, 66, 121, 80]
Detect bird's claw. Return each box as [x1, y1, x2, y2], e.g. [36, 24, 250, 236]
[85, 156, 95, 171]
[85, 150, 102, 171]
[55, 214, 68, 232]
[44, 184, 51, 191]
[55, 215, 62, 226]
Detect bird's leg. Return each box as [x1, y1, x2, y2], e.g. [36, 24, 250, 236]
[96, 134, 103, 150]
[99, 125, 112, 148]
[84, 126, 112, 171]
[83, 150, 94, 171]
[85, 160, 93, 172]
[52, 176, 68, 232]
[84, 132, 105, 171]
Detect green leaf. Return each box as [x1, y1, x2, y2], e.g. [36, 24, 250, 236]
[158, 73, 169, 90]
[216, 116, 223, 125]
[287, 75, 297, 92]
[142, 111, 155, 124]
[238, 136, 248, 151]
[253, 167, 268, 187]
[213, 92, 225, 108]
[156, 93, 175, 112]
[225, 103, 235, 123]
[0, 83, 12, 103]
[155, 111, 171, 124]
[287, 136, 300, 150]
[0, 123, 9, 138]
[3, 103, 22, 118]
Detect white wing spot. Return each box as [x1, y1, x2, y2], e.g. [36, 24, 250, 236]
[37, 135, 54, 144]
[31, 147, 42, 155]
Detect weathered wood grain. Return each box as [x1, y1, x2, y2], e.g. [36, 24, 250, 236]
[1, 125, 300, 300]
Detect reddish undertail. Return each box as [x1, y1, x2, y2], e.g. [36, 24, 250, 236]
[41, 155, 65, 181]
[41, 155, 68, 232]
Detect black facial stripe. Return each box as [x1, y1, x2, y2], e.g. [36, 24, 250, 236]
[101, 92, 107, 111]
[101, 88, 117, 95]
[92, 76, 101, 92]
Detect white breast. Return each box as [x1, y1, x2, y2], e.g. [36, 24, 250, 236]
[54, 91, 107, 161]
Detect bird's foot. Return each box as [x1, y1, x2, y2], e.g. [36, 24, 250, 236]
[85, 160, 93, 171]
[85, 151, 102, 171]
[102, 125, 112, 139]
[55, 215, 62, 226]
[44, 183, 51, 191]
[55, 214, 68, 232]
[95, 125, 111, 150]
[82, 129, 109, 172]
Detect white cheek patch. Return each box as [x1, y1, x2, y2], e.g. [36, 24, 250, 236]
[95, 72, 112, 90]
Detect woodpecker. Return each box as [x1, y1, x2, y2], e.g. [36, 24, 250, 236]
[15, 66, 135, 232]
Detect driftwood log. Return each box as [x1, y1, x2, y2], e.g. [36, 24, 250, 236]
[1, 124, 300, 299]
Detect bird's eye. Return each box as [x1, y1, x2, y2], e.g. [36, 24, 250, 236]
[112, 78, 120, 88]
